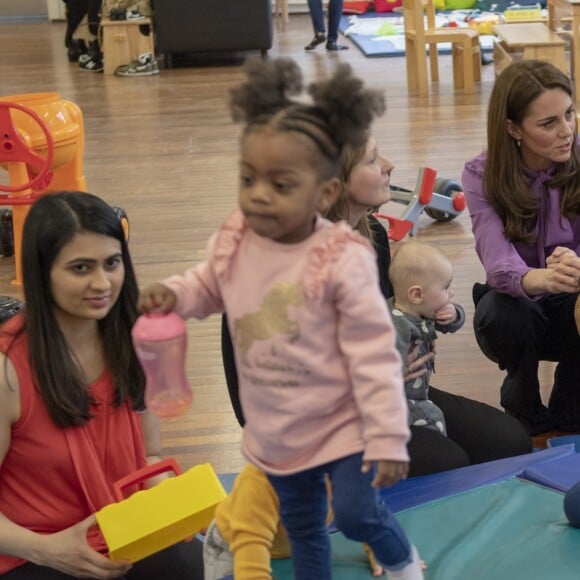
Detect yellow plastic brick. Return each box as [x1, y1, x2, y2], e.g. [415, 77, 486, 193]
[96, 463, 226, 563]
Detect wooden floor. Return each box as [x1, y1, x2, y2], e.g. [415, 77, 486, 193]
[0, 15, 557, 473]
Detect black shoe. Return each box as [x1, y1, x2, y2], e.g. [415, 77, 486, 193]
[326, 40, 349, 51]
[67, 39, 88, 63]
[305, 32, 326, 51]
[481, 52, 493, 66]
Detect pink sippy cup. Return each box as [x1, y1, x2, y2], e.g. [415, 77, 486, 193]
[132, 312, 193, 418]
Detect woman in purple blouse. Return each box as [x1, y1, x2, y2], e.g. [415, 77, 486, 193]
[462, 60, 580, 436]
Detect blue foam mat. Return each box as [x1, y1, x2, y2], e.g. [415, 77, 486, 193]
[522, 450, 580, 492]
[381, 445, 574, 512]
[339, 12, 494, 57]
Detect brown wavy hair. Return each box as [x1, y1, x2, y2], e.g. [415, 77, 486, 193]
[484, 60, 580, 243]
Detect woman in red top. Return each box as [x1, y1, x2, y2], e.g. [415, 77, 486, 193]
[0, 192, 204, 579]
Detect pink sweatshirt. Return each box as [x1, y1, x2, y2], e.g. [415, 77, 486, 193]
[164, 211, 409, 475]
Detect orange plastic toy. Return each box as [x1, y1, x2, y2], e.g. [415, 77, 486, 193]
[0, 92, 86, 284]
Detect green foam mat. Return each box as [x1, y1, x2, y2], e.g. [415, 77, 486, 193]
[272, 479, 580, 579]
[398, 478, 580, 579]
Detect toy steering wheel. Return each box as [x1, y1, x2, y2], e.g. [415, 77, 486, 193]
[0, 101, 55, 193]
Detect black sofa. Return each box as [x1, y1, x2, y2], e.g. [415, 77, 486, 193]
[153, 1, 273, 67]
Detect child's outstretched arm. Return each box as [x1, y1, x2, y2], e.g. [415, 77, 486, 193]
[139, 231, 226, 320]
[138, 283, 177, 313]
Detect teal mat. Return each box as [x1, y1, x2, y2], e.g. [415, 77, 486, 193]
[271, 532, 376, 578]
[398, 478, 580, 579]
[272, 479, 580, 579]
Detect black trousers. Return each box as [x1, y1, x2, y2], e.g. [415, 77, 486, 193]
[222, 315, 532, 478]
[62, 0, 89, 46]
[473, 284, 580, 430]
[0, 538, 204, 579]
[407, 386, 532, 477]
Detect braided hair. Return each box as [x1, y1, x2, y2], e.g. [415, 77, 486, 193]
[230, 58, 385, 182]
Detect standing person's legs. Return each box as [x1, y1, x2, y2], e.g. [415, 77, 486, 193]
[429, 386, 532, 464]
[63, 0, 89, 60]
[305, 0, 328, 50]
[473, 287, 552, 433]
[268, 467, 331, 579]
[326, 0, 348, 49]
[307, 0, 325, 33]
[329, 454, 418, 575]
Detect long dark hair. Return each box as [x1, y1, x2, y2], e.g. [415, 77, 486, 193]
[16, 191, 144, 427]
[484, 60, 580, 243]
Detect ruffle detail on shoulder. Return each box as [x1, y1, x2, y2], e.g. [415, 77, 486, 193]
[212, 210, 248, 282]
[463, 151, 487, 179]
[303, 221, 373, 303]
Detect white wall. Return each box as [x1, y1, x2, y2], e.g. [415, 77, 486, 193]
[0, 0, 48, 17]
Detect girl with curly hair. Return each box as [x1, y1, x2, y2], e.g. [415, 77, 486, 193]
[139, 57, 423, 579]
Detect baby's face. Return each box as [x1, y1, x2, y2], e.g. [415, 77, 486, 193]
[416, 258, 454, 318]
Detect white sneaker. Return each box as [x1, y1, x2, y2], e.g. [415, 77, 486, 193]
[115, 52, 159, 77]
[203, 519, 234, 580]
[386, 545, 424, 580]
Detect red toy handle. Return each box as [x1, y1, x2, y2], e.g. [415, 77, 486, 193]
[113, 457, 183, 502]
[418, 167, 437, 206]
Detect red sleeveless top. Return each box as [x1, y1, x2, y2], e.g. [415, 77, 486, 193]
[0, 315, 147, 573]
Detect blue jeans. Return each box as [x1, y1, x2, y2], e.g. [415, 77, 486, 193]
[307, 0, 344, 42]
[268, 453, 412, 580]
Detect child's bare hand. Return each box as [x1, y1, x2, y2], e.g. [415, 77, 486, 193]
[138, 283, 177, 313]
[434, 303, 458, 325]
[362, 460, 408, 488]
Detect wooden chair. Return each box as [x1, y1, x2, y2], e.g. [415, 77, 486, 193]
[402, 0, 481, 96]
[274, 0, 289, 27]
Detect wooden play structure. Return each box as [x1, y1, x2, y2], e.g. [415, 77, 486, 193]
[0, 92, 86, 285]
[100, 17, 156, 75]
[402, 0, 481, 96]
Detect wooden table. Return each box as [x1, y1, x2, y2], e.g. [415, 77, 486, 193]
[100, 17, 155, 76]
[493, 23, 567, 77]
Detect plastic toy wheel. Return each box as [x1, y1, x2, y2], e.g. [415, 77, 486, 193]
[0, 102, 55, 193]
[425, 178, 463, 222]
[113, 206, 130, 242]
[0, 209, 14, 257]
